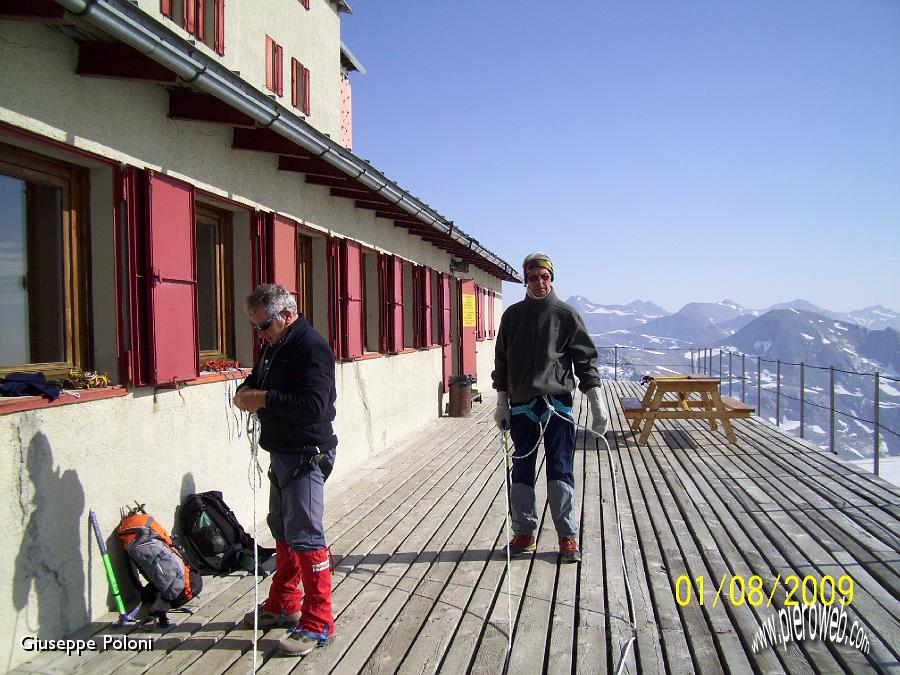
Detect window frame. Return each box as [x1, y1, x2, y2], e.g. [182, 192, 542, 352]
[0, 142, 89, 380]
[195, 203, 234, 365]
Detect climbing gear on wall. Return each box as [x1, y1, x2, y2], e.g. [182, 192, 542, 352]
[67, 368, 109, 389]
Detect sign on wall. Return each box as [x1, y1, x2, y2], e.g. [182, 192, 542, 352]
[461, 293, 476, 328]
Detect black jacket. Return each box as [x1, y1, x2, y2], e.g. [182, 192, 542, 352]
[492, 290, 602, 403]
[238, 316, 337, 453]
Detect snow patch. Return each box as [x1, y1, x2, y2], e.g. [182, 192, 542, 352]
[800, 333, 814, 340]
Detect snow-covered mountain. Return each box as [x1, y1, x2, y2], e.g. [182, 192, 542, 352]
[565, 297, 669, 334]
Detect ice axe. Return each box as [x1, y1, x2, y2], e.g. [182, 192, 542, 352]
[89, 510, 140, 624]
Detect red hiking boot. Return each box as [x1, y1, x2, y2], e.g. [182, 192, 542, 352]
[505, 532, 536, 556]
[559, 537, 581, 564]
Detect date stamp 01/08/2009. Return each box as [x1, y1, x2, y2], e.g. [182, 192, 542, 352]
[673, 573, 854, 608]
[20, 634, 154, 657]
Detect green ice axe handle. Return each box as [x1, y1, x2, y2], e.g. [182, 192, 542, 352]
[89, 510, 126, 615]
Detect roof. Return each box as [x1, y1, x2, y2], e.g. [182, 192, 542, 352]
[340, 40, 366, 74]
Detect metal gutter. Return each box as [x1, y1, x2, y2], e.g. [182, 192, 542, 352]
[53, 0, 520, 281]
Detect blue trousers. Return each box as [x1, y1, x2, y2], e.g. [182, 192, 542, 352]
[509, 394, 578, 537]
[267, 446, 336, 552]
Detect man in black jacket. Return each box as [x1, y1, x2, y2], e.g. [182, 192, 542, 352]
[234, 283, 336, 656]
[492, 253, 609, 564]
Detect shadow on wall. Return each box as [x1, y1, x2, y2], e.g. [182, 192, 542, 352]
[172, 473, 197, 538]
[12, 432, 88, 649]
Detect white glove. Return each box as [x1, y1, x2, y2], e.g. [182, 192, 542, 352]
[586, 387, 609, 437]
[494, 391, 511, 430]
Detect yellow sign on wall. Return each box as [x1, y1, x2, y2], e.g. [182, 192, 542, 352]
[462, 294, 476, 327]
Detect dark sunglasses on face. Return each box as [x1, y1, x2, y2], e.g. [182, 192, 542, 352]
[527, 272, 551, 282]
[251, 312, 280, 331]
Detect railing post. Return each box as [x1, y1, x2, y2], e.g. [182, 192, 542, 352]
[776, 359, 781, 426]
[691, 348, 695, 374]
[729, 351, 733, 397]
[718, 349, 722, 379]
[874, 372, 880, 476]
[800, 362, 805, 439]
[757, 357, 762, 415]
[614, 345, 618, 382]
[741, 353, 746, 402]
[830, 366, 836, 454]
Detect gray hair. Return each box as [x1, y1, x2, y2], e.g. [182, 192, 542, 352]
[246, 283, 297, 316]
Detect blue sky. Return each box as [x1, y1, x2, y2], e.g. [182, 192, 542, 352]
[341, 1, 899, 314]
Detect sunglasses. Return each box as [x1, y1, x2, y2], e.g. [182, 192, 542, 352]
[527, 272, 551, 282]
[251, 312, 280, 331]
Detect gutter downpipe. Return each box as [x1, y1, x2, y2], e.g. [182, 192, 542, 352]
[56, 0, 519, 281]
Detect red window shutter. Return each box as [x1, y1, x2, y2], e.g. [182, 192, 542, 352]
[291, 58, 299, 108]
[489, 290, 496, 338]
[269, 214, 298, 311]
[440, 273, 451, 346]
[378, 253, 388, 353]
[183, 0, 196, 34]
[327, 237, 343, 356]
[341, 240, 363, 359]
[265, 36, 274, 92]
[145, 171, 198, 385]
[302, 66, 311, 116]
[419, 267, 433, 347]
[214, 0, 225, 55]
[276, 45, 284, 96]
[301, 0, 310, 10]
[123, 167, 150, 387]
[385, 256, 403, 353]
[195, 0, 205, 39]
[161, 0, 172, 18]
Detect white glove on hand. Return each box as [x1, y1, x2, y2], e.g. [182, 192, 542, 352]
[494, 391, 511, 431]
[586, 387, 609, 437]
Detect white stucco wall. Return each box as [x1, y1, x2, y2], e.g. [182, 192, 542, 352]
[133, 0, 343, 140]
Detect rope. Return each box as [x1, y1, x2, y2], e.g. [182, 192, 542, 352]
[543, 391, 638, 675]
[247, 412, 264, 672]
[501, 430, 513, 670]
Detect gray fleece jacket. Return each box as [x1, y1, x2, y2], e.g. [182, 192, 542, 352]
[492, 290, 602, 403]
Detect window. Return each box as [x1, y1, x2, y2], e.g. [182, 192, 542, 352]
[161, 0, 225, 55]
[265, 36, 284, 96]
[291, 58, 311, 116]
[474, 284, 485, 341]
[438, 273, 452, 346]
[362, 249, 380, 353]
[402, 262, 414, 349]
[380, 254, 403, 354]
[488, 289, 496, 338]
[413, 266, 433, 348]
[0, 143, 88, 379]
[195, 204, 233, 362]
[430, 270, 440, 346]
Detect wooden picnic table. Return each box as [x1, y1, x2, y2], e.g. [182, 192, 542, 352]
[620, 374, 755, 444]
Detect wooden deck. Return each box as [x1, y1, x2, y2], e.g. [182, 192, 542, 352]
[13, 381, 900, 674]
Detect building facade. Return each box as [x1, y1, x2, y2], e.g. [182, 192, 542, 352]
[0, 0, 517, 666]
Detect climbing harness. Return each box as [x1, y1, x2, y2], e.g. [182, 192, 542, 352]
[499, 389, 637, 675]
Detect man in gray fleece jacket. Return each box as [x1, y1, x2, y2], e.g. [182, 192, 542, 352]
[492, 252, 609, 563]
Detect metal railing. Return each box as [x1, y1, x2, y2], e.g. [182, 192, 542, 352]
[596, 345, 899, 477]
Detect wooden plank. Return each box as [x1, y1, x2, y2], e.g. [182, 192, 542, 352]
[602, 386, 693, 675]
[334, 435, 503, 672]
[646, 394, 848, 673]
[678, 414, 900, 669]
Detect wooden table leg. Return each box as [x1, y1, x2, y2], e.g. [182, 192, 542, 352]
[711, 390, 737, 443]
[702, 392, 718, 431]
[638, 388, 664, 444]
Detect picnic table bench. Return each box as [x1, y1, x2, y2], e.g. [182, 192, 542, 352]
[620, 374, 754, 444]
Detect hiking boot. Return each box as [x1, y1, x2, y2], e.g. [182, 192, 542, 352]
[505, 533, 536, 556]
[278, 625, 333, 656]
[243, 605, 300, 629]
[559, 537, 582, 564]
